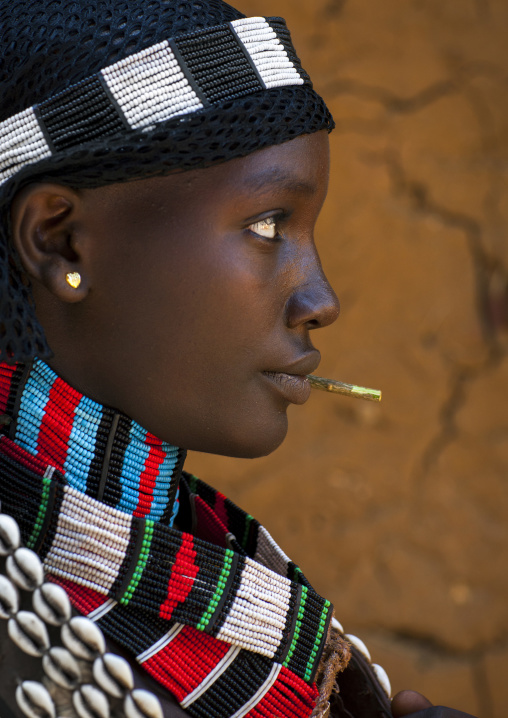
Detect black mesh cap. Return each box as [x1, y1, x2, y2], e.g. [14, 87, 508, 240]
[0, 0, 334, 363]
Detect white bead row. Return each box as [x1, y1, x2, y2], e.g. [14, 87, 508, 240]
[0, 107, 51, 185]
[44, 487, 132, 594]
[102, 40, 204, 129]
[231, 17, 303, 90]
[216, 555, 292, 656]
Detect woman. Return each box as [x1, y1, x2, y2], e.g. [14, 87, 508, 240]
[0, 0, 478, 716]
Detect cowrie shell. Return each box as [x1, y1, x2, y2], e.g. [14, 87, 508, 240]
[0, 574, 19, 618]
[124, 690, 163, 718]
[16, 681, 56, 718]
[62, 616, 106, 660]
[72, 684, 110, 718]
[372, 663, 392, 698]
[7, 547, 44, 591]
[0, 513, 21, 555]
[43, 646, 81, 690]
[8, 610, 50, 656]
[345, 633, 372, 663]
[93, 653, 134, 698]
[331, 616, 344, 633]
[33, 583, 72, 625]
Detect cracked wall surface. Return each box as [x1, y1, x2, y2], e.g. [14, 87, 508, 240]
[188, 2, 508, 715]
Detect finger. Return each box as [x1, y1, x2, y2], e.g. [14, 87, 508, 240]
[392, 690, 433, 717]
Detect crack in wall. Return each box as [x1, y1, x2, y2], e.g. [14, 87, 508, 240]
[325, 77, 458, 114]
[474, 0, 491, 20]
[359, 148, 506, 494]
[321, 60, 508, 501]
[369, 149, 501, 343]
[324, 63, 506, 120]
[323, 0, 347, 17]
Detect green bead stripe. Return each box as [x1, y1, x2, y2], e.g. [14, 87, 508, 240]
[304, 599, 331, 682]
[189, 474, 199, 493]
[283, 586, 308, 668]
[26, 476, 52, 550]
[196, 548, 235, 631]
[120, 520, 155, 606]
[242, 513, 253, 549]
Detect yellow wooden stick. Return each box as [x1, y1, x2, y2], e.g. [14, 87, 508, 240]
[307, 375, 382, 402]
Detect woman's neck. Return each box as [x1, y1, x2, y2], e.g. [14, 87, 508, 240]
[0, 359, 185, 526]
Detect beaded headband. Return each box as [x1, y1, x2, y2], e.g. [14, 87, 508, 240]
[0, 17, 311, 188]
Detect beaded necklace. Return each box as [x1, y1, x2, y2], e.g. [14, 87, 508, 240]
[0, 360, 334, 717]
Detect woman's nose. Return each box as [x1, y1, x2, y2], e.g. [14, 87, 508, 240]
[285, 265, 340, 330]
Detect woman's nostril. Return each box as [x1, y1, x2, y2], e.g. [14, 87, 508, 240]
[286, 283, 340, 330]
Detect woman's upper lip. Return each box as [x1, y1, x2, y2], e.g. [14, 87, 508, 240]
[264, 351, 321, 377]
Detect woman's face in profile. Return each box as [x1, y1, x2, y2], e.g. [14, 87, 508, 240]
[30, 130, 339, 457]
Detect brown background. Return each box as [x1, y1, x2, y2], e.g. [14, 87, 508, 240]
[188, 2, 508, 715]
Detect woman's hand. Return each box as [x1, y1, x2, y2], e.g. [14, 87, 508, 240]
[391, 690, 479, 718]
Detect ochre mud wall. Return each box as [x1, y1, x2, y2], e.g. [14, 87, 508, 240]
[188, 2, 508, 714]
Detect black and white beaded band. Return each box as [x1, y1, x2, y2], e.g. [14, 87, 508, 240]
[0, 17, 310, 187]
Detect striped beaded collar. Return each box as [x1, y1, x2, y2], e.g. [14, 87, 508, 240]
[0, 359, 185, 526]
[0, 359, 339, 717]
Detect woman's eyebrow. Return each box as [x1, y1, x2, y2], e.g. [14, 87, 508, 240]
[240, 168, 316, 196]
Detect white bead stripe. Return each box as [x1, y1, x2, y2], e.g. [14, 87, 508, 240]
[228, 663, 282, 718]
[230, 17, 303, 90]
[0, 108, 51, 185]
[180, 646, 241, 708]
[137, 624, 184, 664]
[101, 40, 203, 129]
[88, 598, 118, 622]
[216, 556, 292, 658]
[43, 487, 132, 594]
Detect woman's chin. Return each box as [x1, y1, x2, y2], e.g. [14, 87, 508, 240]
[185, 414, 289, 459]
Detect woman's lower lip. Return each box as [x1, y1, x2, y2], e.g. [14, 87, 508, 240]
[262, 371, 311, 405]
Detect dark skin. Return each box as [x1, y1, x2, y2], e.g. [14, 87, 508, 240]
[10, 131, 469, 717]
[12, 132, 337, 458]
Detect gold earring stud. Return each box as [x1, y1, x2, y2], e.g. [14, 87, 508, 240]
[65, 272, 81, 289]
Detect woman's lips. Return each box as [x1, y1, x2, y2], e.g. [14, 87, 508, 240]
[262, 371, 311, 404]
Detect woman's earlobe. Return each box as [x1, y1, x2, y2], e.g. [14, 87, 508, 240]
[10, 184, 88, 303]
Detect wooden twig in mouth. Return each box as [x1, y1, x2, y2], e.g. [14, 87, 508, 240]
[307, 375, 382, 402]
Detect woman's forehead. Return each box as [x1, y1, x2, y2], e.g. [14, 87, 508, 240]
[90, 131, 330, 206]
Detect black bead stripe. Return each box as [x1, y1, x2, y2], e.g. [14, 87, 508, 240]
[210, 554, 245, 636]
[86, 406, 116, 500]
[110, 516, 144, 600]
[36, 75, 125, 152]
[101, 413, 131, 509]
[98, 602, 172, 657]
[7, 361, 33, 441]
[187, 649, 274, 718]
[276, 581, 301, 664]
[0, 451, 47, 544]
[37, 480, 66, 563]
[4, 363, 28, 427]
[174, 25, 263, 104]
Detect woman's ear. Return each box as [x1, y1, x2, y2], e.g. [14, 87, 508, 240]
[10, 183, 88, 303]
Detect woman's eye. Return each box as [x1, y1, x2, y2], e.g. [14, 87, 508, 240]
[248, 216, 278, 240]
